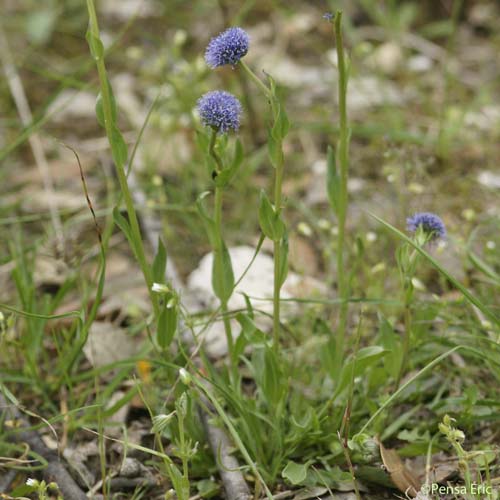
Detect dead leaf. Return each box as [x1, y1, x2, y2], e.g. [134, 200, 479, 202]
[379, 440, 421, 498]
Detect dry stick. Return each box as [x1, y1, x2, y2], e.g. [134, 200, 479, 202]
[0, 468, 18, 493]
[0, 394, 87, 500]
[0, 25, 65, 255]
[199, 408, 252, 500]
[127, 173, 251, 500]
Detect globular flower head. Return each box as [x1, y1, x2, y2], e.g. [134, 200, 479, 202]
[407, 212, 446, 242]
[197, 91, 242, 134]
[205, 27, 249, 68]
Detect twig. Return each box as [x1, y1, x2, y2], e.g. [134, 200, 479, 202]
[0, 468, 18, 493]
[128, 169, 251, 500]
[0, 394, 87, 500]
[0, 23, 65, 254]
[199, 405, 251, 500]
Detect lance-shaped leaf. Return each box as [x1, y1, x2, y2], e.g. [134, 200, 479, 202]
[258, 190, 285, 241]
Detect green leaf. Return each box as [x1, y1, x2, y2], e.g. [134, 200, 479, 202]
[236, 313, 268, 346]
[113, 207, 137, 258]
[9, 484, 37, 497]
[277, 232, 289, 288]
[195, 129, 209, 151]
[336, 346, 388, 395]
[258, 190, 285, 241]
[234, 312, 268, 360]
[213, 139, 244, 188]
[272, 101, 290, 140]
[196, 479, 219, 498]
[95, 79, 117, 128]
[110, 126, 128, 167]
[157, 299, 178, 349]
[196, 192, 218, 248]
[468, 250, 500, 284]
[95, 93, 105, 128]
[212, 242, 234, 304]
[152, 237, 167, 283]
[282, 460, 309, 485]
[267, 130, 283, 168]
[213, 167, 235, 188]
[86, 28, 104, 61]
[252, 345, 285, 406]
[266, 73, 277, 95]
[378, 316, 402, 379]
[326, 145, 341, 214]
[371, 213, 499, 327]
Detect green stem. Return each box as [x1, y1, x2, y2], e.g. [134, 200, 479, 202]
[396, 247, 417, 388]
[273, 157, 285, 353]
[240, 60, 271, 99]
[209, 130, 236, 379]
[239, 60, 285, 354]
[333, 11, 350, 377]
[214, 186, 234, 360]
[396, 301, 412, 389]
[86, 0, 158, 318]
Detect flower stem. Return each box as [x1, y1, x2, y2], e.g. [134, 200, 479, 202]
[396, 303, 412, 389]
[214, 186, 234, 358]
[209, 130, 236, 380]
[239, 60, 286, 353]
[333, 11, 350, 378]
[273, 156, 285, 353]
[86, 0, 158, 318]
[240, 60, 271, 99]
[396, 247, 417, 388]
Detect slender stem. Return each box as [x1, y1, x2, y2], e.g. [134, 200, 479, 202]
[239, 60, 286, 354]
[338, 431, 362, 500]
[214, 186, 234, 358]
[209, 130, 236, 379]
[396, 302, 412, 389]
[396, 247, 417, 388]
[273, 157, 285, 353]
[333, 11, 350, 377]
[208, 128, 224, 173]
[240, 60, 271, 99]
[86, 0, 158, 317]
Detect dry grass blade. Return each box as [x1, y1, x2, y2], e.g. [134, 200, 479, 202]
[0, 24, 65, 254]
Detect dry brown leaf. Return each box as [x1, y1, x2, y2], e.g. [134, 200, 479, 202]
[379, 440, 421, 498]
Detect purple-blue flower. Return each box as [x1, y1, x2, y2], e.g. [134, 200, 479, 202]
[323, 12, 334, 21]
[205, 27, 249, 68]
[407, 212, 446, 242]
[197, 91, 242, 134]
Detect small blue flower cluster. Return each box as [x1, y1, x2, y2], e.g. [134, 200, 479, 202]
[205, 27, 249, 69]
[197, 27, 249, 134]
[197, 91, 242, 134]
[407, 212, 446, 242]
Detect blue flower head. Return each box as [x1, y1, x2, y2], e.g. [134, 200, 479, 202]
[323, 12, 334, 22]
[205, 27, 249, 68]
[407, 212, 446, 242]
[197, 91, 242, 134]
